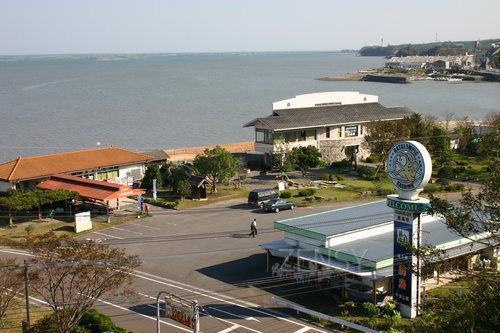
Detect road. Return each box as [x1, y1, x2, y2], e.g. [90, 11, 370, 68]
[2, 198, 361, 332]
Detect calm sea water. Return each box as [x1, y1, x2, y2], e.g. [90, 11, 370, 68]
[0, 52, 499, 163]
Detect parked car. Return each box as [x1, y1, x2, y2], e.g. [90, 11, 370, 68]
[263, 199, 295, 213]
[248, 189, 279, 207]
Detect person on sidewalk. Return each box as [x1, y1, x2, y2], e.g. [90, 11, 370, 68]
[249, 218, 257, 237]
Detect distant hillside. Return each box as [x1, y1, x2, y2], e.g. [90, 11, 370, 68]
[359, 39, 500, 57]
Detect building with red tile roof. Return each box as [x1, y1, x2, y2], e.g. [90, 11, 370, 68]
[0, 146, 154, 191]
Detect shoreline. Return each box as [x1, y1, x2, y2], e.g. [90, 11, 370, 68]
[315, 68, 493, 83]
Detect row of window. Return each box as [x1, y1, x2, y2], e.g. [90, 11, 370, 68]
[71, 167, 119, 181]
[256, 125, 362, 144]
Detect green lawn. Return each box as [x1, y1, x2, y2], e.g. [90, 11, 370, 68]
[283, 178, 395, 207]
[143, 184, 249, 210]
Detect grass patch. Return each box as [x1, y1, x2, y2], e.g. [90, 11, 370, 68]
[145, 185, 249, 210]
[0, 297, 51, 333]
[284, 178, 394, 207]
[0, 214, 147, 245]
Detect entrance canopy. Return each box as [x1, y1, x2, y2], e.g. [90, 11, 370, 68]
[36, 174, 145, 201]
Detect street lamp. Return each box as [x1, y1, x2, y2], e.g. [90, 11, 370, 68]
[156, 291, 169, 333]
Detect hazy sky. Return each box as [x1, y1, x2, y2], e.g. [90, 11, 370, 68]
[1, 0, 499, 55]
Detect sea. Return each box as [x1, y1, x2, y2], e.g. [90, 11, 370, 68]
[0, 52, 499, 163]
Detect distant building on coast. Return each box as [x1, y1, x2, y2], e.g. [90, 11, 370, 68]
[385, 55, 476, 70]
[243, 91, 414, 166]
[0, 146, 153, 192]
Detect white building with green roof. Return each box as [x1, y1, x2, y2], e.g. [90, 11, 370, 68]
[261, 200, 498, 304]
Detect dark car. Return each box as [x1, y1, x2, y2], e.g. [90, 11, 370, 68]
[248, 189, 279, 207]
[263, 199, 295, 213]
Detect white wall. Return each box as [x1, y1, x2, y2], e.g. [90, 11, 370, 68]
[273, 92, 378, 110]
[0, 181, 15, 192]
[118, 163, 145, 180]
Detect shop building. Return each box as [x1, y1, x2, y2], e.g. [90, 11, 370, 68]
[261, 200, 498, 304]
[243, 92, 414, 165]
[0, 146, 153, 192]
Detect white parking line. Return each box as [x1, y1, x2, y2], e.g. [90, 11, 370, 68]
[0, 248, 33, 256]
[96, 297, 191, 332]
[128, 222, 161, 230]
[110, 226, 143, 235]
[93, 231, 123, 239]
[132, 270, 327, 332]
[207, 306, 259, 322]
[217, 324, 241, 333]
[138, 292, 263, 333]
[293, 327, 311, 333]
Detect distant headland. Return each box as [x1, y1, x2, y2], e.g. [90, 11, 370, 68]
[318, 39, 500, 83]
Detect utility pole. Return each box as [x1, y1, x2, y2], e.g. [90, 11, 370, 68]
[24, 260, 30, 332]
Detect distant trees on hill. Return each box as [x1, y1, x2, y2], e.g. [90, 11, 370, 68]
[359, 39, 500, 58]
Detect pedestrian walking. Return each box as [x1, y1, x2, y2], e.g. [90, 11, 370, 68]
[145, 204, 150, 215]
[249, 218, 257, 237]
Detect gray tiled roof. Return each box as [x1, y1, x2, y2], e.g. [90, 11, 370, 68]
[244, 103, 414, 131]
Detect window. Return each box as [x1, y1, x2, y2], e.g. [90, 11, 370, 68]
[255, 129, 273, 144]
[97, 167, 119, 181]
[326, 127, 330, 139]
[305, 130, 316, 141]
[344, 125, 359, 137]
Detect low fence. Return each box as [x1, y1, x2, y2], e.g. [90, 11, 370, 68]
[165, 141, 256, 162]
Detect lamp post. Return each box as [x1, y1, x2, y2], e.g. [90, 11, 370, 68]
[156, 291, 169, 333]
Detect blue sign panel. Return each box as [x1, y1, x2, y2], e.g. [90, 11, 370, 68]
[393, 220, 413, 306]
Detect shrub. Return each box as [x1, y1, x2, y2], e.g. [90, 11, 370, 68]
[280, 191, 292, 198]
[423, 184, 441, 193]
[366, 155, 380, 163]
[444, 183, 465, 192]
[436, 178, 450, 185]
[320, 173, 330, 181]
[437, 166, 455, 178]
[31, 309, 127, 333]
[358, 167, 382, 180]
[330, 160, 352, 169]
[79, 309, 127, 333]
[376, 189, 393, 196]
[335, 174, 345, 181]
[298, 188, 316, 197]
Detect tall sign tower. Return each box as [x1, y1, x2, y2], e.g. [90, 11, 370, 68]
[386, 141, 432, 318]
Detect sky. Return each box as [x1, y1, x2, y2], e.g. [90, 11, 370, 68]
[1, 0, 499, 55]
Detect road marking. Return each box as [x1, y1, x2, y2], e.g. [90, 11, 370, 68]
[111, 226, 143, 235]
[132, 270, 327, 332]
[0, 248, 33, 256]
[96, 297, 191, 332]
[138, 292, 263, 333]
[207, 306, 259, 322]
[93, 231, 123, 239]
[217, 324, 241, 333]
[293, 327, 311, 333]
[128, 222, 161, 230]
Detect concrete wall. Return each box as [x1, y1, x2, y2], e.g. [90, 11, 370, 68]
[319, 138, 370, 163]
[273, 92, 378, 110]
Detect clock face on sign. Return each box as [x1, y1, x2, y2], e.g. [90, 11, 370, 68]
[387, 141, 431, 194]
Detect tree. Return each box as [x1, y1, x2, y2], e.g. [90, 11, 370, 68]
[30, 189, 79, 220]
[285, 145, 322, 177]
[0, 258, 23, 319]
[453, 117, 474, 155]
[0, 190, 35, 226]
[162, 163, 192, 192]
[192, 146, 237, 192]
[141, 164, 163, 190]
[25, 232, 140, 333]
[364, 119, 408, 173]
[176, 179, 192, 200]
[412, 156, 499, 331]
[428, 126, 453, 166]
